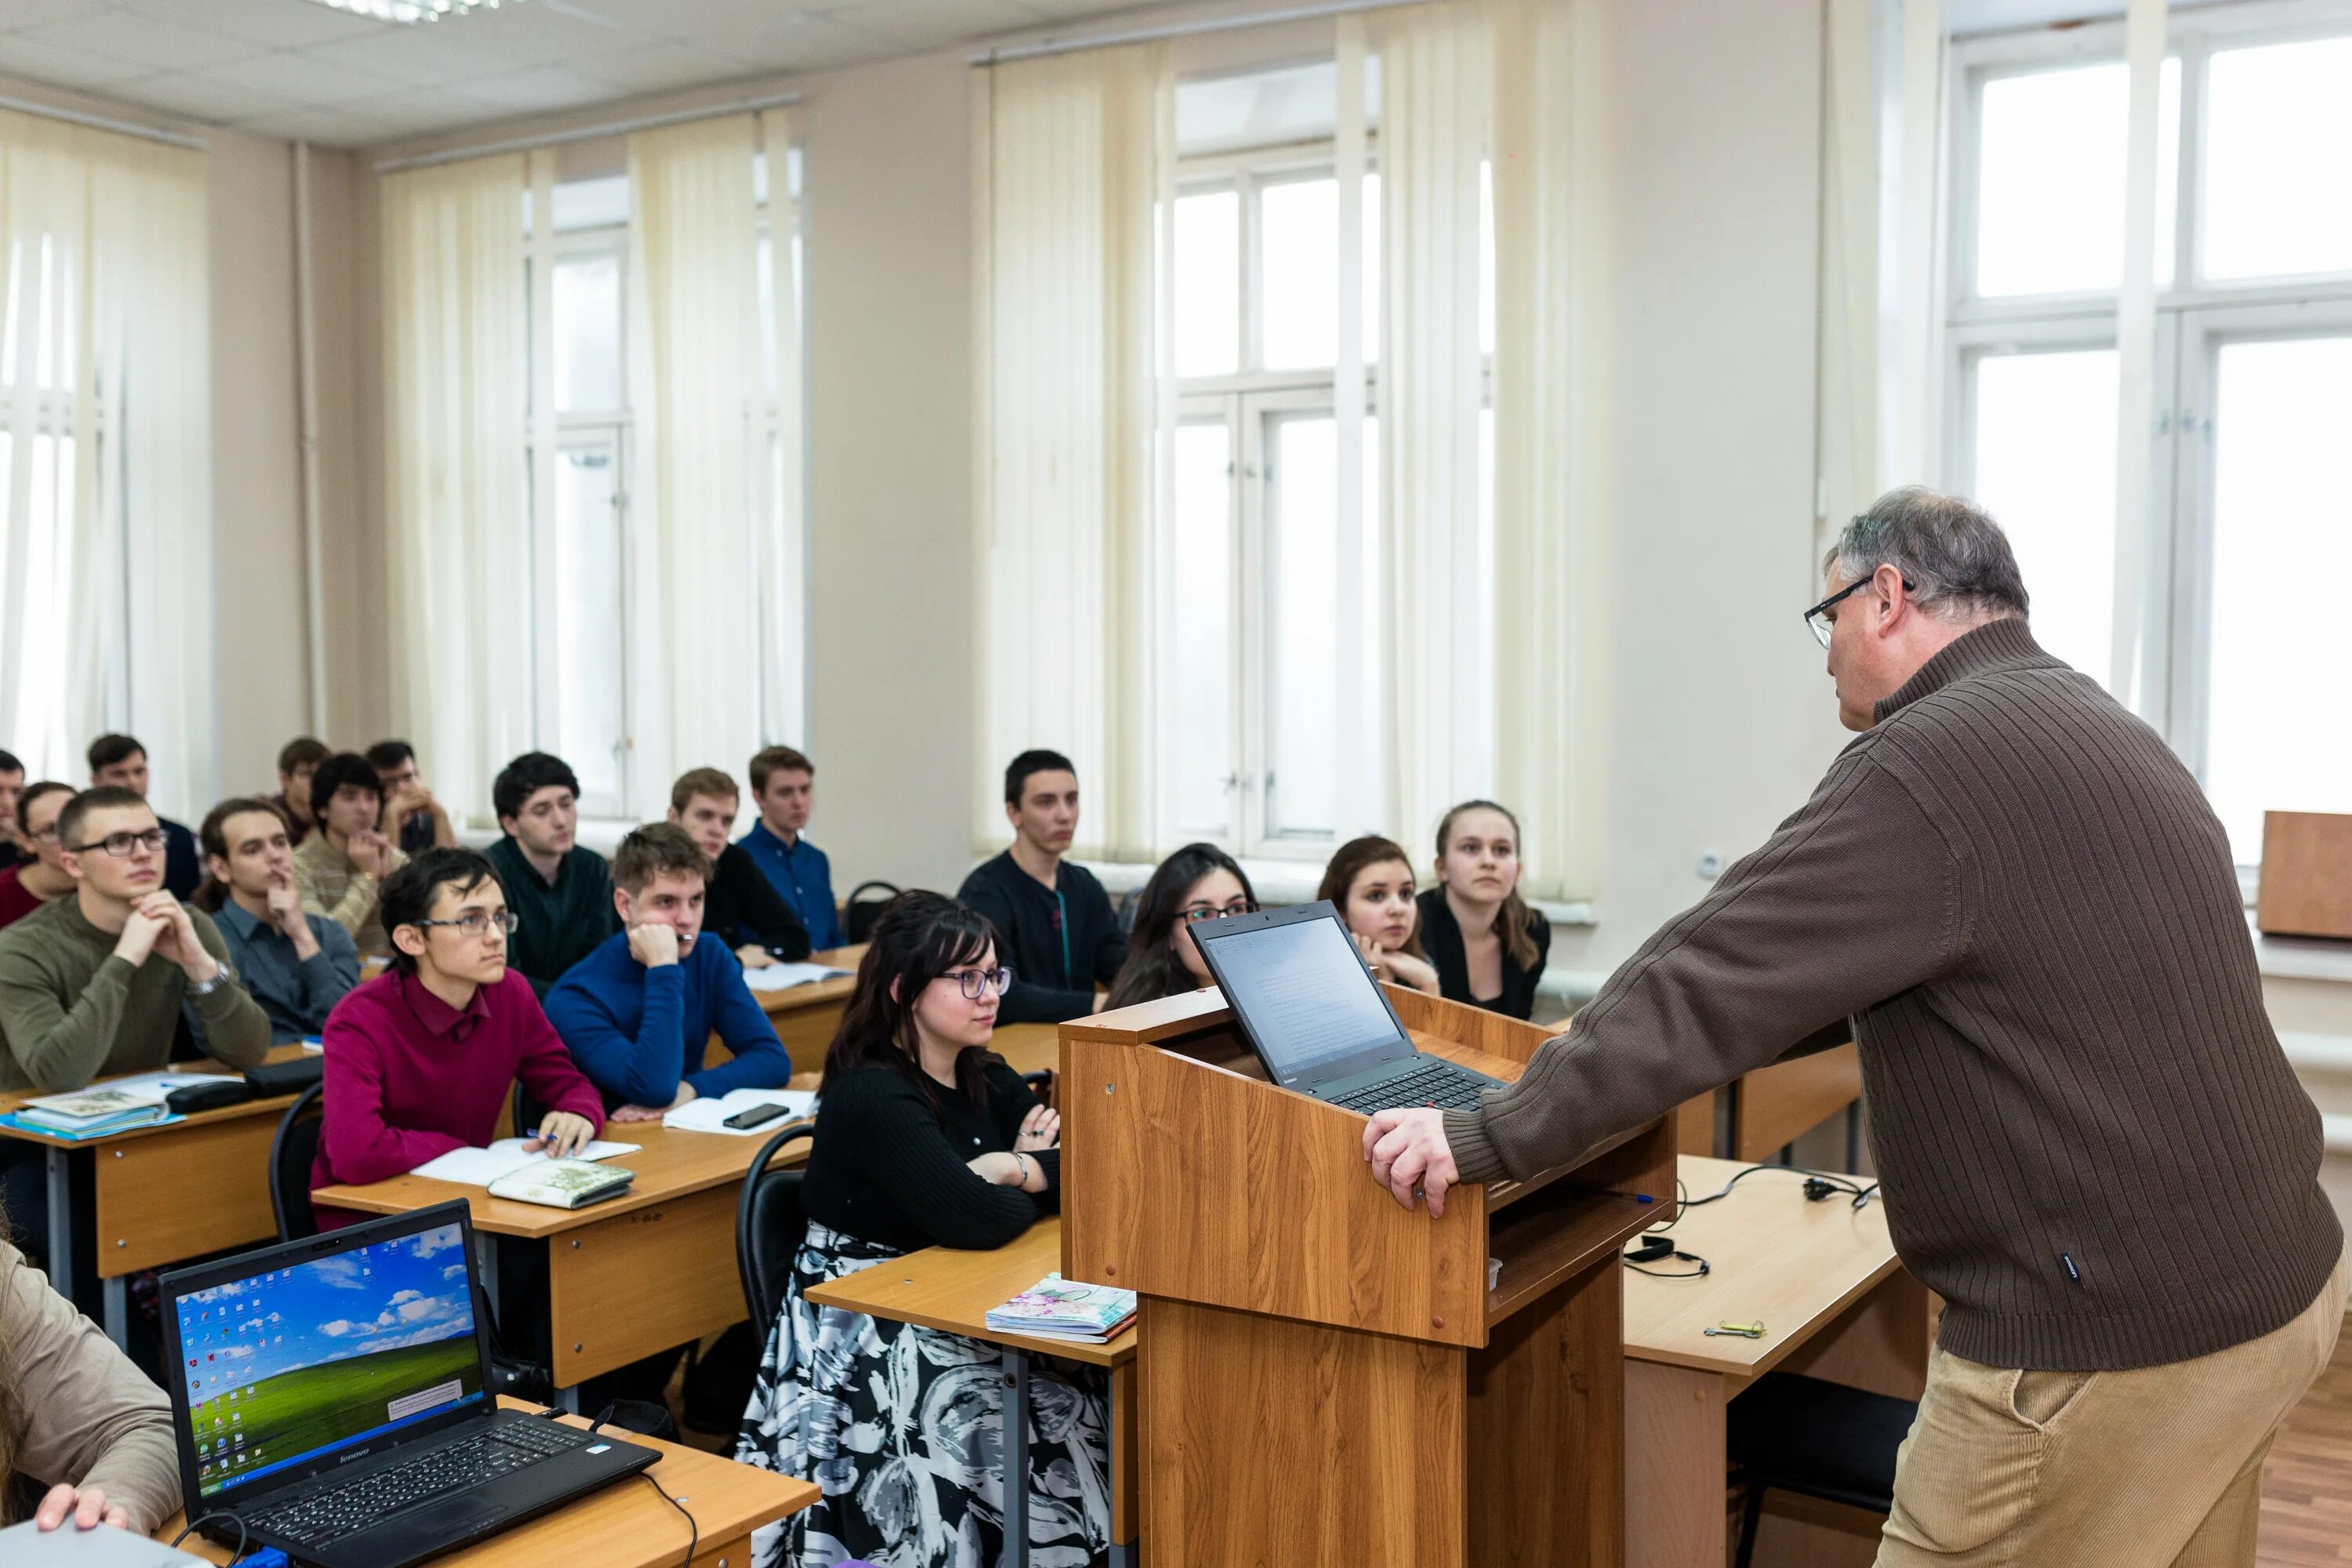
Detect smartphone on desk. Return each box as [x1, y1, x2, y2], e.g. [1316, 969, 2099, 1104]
[724, 1102, 793, 1131]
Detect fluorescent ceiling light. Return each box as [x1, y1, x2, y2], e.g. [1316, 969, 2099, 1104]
[301, 0, 519, 22]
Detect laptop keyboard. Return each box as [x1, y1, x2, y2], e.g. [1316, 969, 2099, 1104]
[245, 1418, 591, 1548]
[1329, 1062, 1492, 1114]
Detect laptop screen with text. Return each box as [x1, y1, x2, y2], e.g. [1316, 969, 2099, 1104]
[170, 1221, 486, 1502]
[1194, 906, 1411, 1087]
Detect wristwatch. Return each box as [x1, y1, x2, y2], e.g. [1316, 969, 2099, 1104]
[185, 965, 234, 998]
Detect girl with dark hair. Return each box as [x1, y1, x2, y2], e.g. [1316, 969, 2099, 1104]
[1317, 835, 1440, 995]
[1417, 801, 1550, 1019]
[735, 891, 1108, 1568]
[1102, 842, 1256, 1011]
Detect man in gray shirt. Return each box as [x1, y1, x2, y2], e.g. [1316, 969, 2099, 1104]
[200, 797, 359, 1043]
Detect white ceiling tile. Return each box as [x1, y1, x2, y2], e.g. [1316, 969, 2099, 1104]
[21, 8, 268, 71]
[822, 0, 1050, 46]
[116, 0, 383, 49]
[571, 40, 752, 95]
[300, 20, 537, 84]
[701, 13, 893, 74]
[453, 63, 622, 112]
[455, 4, 644, 64]
[107, 69, 293, 123]
[235, 100, 408, 146]
[201, 47, 401, 106]
[0, 31, 154, 90]
[0, 0, 118, 28]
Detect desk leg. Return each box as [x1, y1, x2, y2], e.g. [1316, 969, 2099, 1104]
[477, 1232, 502, 1323]
[1000, 1347, 1029, 1568]
[1624, 1360, 1726, 1568]
[1109, 1359, 1135, 1568]
[554, 1384, 583, 1416]
[103, 1276, 129, 1347]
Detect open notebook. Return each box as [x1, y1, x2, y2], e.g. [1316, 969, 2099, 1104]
[410, 1138, 641, 1209]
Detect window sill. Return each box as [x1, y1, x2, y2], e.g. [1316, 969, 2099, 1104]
[2249, 911, 2352, 985]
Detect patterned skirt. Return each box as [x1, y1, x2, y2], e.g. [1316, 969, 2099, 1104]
[733, 1221, 1112, 1568]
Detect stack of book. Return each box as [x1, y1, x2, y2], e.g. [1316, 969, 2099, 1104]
[11, 1085, 173, 1138]
[985, 1274, 1138, 1344]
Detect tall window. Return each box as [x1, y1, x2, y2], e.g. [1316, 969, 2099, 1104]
[1945, 13, 2352, 865]
[1165, 62, 1493, 858]
[521, 154, 805, 820]
[0, 234, 89, 771]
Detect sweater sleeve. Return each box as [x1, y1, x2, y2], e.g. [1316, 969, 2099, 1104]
[320, 1003, 466, 1184]
[959, 876, 1095, 1025]
[186, 910, 272, 1070]
[690, 958, 792, 1097]
[294, 918, 362, 1031]
[510, 983, 608, 1132]
[835, 1072, 1040, 1250]
[0, 946, 134, 1092]
[727, 853, 813, 961]
[1083, 880, 1129, 987]
[296, 853, 378, 940]
[985, 1061, 1062, 1212]
[1, 1242, 180, 1533]
[1445, 754, 1965, 1185]
[549, 960, 687, 1108]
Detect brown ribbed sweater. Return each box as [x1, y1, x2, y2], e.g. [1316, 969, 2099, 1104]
[1446, 619, 2342, 1371]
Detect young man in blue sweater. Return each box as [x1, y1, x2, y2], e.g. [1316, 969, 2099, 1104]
[543, 822, 791, 1122]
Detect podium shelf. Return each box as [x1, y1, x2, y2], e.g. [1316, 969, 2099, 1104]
[1486, 1185, 1655, 1326]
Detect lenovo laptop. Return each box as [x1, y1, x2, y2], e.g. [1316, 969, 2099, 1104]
[1188, 900, 1506, 1114]
[160, 1201, 655, 1568]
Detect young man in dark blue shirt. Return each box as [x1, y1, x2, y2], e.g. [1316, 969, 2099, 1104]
[737, 746, 845, 950]
[544, 822, 790, 1121]
[955, 750, 1126, 1025]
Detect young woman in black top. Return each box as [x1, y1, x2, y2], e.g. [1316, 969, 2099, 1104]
[733, 891, 1107, 1568]
[1416, 800, 1550, 1019]
[1102, 842, 1255, 1011]
[1318, 834, 1440, 995]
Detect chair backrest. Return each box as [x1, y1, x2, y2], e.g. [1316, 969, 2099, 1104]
[843, 881, 902, 946]
[1022, 1068, 1054, 1111]
[736, 1120, 818, 1329]
[511, 1080, 550, 1142]
[270, 1083, 326, 1243]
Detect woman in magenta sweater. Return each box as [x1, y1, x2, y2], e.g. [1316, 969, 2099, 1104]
[311, 848, 605, 1225]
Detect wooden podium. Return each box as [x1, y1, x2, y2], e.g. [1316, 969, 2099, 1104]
[1060, 984, 1672, 1567]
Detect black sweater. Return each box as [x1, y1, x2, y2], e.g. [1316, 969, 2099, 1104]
[706, 844, 812, 960]
[956, 851, 1126, 1024]
[1417, 889, 1550, 1020]
[802, 1058, 1059, 1251]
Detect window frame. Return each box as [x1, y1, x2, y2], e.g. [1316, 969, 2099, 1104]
[1943, 0, 2352, 869]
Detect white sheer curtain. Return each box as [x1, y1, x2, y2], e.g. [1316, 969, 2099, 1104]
[1374, 1, 1495, 860]
[383, 154, 532, 826]
[1490, 0, 1606, 903]
[624, 113, 768, 804]
[0, 111, 211, 813]
[1819, 0, 1884, 550]
[971, 44, 1165, 860]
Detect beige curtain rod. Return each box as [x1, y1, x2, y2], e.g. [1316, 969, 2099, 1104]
[374, 89, 804, 174]
[0, 92, 205, 151]
[968, 0, 1432, 65]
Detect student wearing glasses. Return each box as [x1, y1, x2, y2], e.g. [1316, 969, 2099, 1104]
[735, 891, 1105, 1568]
[0, 787, 271, 1254]
[1102, 843, 1257, 1011]
[0, 782, 77, 931]
[310, 848, 605, 1229]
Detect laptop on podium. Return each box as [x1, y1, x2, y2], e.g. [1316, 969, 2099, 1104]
[1189, 900, 1506, 1114]
[159, 1201, 655, 1568]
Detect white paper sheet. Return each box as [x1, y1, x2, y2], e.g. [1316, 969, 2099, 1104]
[741, 962, 854, 993]
[662, 1088, 817, 1135]
[409, 1137, 641, 1186]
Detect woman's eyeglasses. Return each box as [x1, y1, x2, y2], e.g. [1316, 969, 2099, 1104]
[412, 909, 521, 939]
[950, 967, 1014, 1000]
[1181, 900, 1258, 924]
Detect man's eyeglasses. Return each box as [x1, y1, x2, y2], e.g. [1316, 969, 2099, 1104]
[68, 829, 168, 858]
[1802, 573, 1911, 649]
[412, 910, 521, 939]
[950, 967, 1014, 1001]
[1180, 900, 1258, 924]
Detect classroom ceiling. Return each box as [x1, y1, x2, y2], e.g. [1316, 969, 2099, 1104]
[0, 0, 1155, 149]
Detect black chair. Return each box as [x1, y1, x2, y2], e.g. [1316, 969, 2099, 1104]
[1022, 1068, 1054, 1110]
[269, 1083, 326, 1243]
[510, 1081, 549, 1142]
[843, 881, 901, 946]
[1725, 1371, 1917, 1568]
[735, 1120, 819, 1330]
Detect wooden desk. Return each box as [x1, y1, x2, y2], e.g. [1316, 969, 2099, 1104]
[316, 1120, 781, 1400]
[158, 1396, 818, 1568]
[750, 944, 863, 1075]
[805, 1216, 1137, 1568]
[1676, 1041, 1864, 1163]
[0, 1047, 314, 1346]
[1624, 1155, 1929, 1568]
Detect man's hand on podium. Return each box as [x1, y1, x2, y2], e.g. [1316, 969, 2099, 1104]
[1364, 1108, 1460, 1218]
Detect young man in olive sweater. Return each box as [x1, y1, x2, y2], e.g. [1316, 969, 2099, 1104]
[1367, 488, 2344, 1566]
[0, 788, 272, 1256]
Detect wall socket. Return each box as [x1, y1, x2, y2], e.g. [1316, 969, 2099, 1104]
[1696, 850, 1724, 880]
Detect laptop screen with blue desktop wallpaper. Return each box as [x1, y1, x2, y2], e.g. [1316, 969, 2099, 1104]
[166, 1217, 488, 1504]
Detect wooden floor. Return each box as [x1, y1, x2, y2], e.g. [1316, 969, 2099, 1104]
[2262, 1323, 2352, 1564]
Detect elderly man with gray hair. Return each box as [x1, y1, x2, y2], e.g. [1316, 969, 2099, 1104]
[1366, 486, 2344, 1566]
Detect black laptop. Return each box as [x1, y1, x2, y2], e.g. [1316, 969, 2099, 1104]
[160, 1202, 655, 1568]
[1188, 900, 1506, 1114]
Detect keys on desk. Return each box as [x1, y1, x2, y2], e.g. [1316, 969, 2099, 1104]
[1702, 1320, 1766, 1339]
